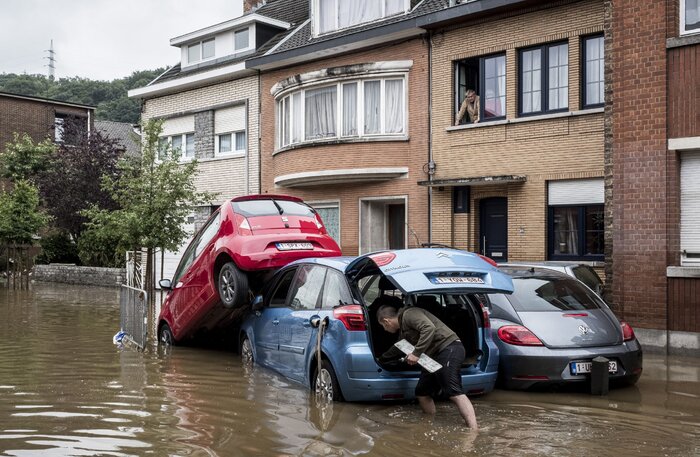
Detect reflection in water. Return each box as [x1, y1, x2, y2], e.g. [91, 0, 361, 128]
[0, 283, 699, 456]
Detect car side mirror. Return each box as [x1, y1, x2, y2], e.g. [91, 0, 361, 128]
[251, 295, 264, 311]
[159, 279, 172, 290]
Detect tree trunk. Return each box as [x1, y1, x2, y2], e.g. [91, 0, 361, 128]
[145, 246, 154, 307]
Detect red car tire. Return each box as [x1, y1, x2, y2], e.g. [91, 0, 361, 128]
[218, 262, 249, 309]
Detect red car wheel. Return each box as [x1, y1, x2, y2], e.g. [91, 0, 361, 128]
[218, 262, 248, 308]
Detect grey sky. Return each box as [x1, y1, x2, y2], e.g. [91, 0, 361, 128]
[0, 0, 244, 81]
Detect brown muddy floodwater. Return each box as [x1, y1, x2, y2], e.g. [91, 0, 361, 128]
[0, 283, 699, 457]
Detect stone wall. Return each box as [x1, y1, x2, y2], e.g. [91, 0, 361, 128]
[32, 264, 125, 287]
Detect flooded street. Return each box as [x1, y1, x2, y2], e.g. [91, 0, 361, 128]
[1, 283, 699, 456]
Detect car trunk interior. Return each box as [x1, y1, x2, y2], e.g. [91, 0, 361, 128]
[365, 293, 483, 371]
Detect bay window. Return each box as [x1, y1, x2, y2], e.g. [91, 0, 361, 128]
[276, 76, 406, 149]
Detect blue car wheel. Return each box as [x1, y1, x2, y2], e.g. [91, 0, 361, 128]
[314, 360, 342, 402]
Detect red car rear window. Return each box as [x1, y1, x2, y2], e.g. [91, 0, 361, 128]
[232, 199, 315, 217]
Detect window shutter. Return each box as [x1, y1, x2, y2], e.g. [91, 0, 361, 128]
[548, 178, 604, 205]
[681, 151, 700, 255]
[215, 105, 245, 134]
[161, 115, 195, 137]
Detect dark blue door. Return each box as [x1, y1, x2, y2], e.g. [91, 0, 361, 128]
[479, 197, 508, 262]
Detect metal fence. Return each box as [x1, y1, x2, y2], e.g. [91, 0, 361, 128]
[119, 285, 148, 351]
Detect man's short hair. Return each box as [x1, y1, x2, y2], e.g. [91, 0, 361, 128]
[376, 304, 398, 322]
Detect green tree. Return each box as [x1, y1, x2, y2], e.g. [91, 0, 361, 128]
[0, 133, 55, 183]
[83, 119, 214, 297]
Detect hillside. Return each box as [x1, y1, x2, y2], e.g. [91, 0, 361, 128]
[0, 69, 165, 124]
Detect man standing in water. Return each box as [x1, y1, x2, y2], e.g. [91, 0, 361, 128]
[376, 304, 478, 429]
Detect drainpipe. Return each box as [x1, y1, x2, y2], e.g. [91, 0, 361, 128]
[245, 98, 250, 195]
[427, 30, 434, 244]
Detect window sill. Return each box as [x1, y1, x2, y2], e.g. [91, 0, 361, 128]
[200, 152, 246, 163]
[446, 107, 604, 132]
[667, 33, 700, 49]
[667, 266, 700, 278]
[273, 135, 409, 156]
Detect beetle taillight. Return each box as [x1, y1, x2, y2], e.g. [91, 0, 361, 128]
[621, 321, 635, 341]
[333, 305, 367, 331]
[497, 325, 544, 346]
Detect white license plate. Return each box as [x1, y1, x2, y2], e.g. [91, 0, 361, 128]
[434, 277, 484, 284]
[276, 242, 313, 251]
[570, 360, 618, 375]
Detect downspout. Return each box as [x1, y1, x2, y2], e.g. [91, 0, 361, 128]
[245, 97, 250, 195]
[427, 30, 434, 244]
[257, 70, 263, 194]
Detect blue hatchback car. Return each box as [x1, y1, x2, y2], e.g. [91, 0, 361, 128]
[239, 248, 514, 402]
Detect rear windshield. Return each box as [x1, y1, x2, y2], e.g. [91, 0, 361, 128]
[232, 199, 315, 217]
[503, 276, 606, 312]
[572, 266, 603, 295]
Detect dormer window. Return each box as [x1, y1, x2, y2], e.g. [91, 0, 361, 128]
[315, 0, 409, 35]
[234, 28, 249, 51]
[188, 38, 216, 64]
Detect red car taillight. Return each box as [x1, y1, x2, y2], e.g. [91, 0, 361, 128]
[620, 321, 635, 341]
[234, 213, 252, 236]
[497, 325, 544, 346]
[368, 252, 396, 267]
[477, 254, 498, 267]
[479, 302, 490, 328]
[333, 305, 367, 331]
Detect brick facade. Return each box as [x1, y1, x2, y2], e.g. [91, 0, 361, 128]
[259, 38, 430, 255]
[0, 94, 93, 152]
[142, 75, 261, 205]
[429, 0, 605, 264]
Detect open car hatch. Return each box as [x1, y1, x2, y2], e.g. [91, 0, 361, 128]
[346, 248, 514, 295]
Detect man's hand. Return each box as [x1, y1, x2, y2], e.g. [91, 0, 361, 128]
[406, 353, 419, 365]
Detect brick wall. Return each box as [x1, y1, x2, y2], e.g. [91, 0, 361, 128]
[430, 0, 605, 262]
[608, 0, 669, 329]
[142, 75, 260, 202]
[259, 38, 430, 255]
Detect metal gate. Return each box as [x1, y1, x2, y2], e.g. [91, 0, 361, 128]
[119, 285, 148, 351]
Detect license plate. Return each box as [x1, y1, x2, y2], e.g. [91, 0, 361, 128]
[276, 242, 313, 251]
[570, 360, 618, 375]
[434, 276, 485, 284]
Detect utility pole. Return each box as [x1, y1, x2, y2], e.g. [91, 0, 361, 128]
[44, 39, 56, 80]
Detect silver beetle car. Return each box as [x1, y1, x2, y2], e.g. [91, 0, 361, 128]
[487, 266, 642, 390]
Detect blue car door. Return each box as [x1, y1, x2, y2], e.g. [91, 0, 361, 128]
[277, 265, 326, 382]
[253, 268, 298, 371]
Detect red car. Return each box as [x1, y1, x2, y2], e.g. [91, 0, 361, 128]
[157, 194, 341, 344]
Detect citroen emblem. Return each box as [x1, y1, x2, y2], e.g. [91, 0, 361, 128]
[578, 325, 592, 335]
[436, 252, 450, 258]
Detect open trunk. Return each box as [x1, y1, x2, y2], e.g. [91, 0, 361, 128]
[366, 293, 485, 372]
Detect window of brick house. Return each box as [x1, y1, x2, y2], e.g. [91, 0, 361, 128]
[235, 28, 250, 50]
[682, 0, 700, 35]
[547, 179, 604, 261]
[315, 0, 408, 35]
[680, 151, 700, 266]
[54, 114, 87, 145]
[188, 38, 215, 64]
[159, 133, 195, 161]
[454, 53, 506, 125]
[582, 35, 604, 108]
[519, 42, 568, 116]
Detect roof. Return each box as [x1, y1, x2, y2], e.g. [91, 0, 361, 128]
[0, 91, 95, 110]
[94, 120, 141, 157]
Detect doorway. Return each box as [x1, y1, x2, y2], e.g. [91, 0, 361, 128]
[479, 197, 508, 261]
[359, 197, 407, 254]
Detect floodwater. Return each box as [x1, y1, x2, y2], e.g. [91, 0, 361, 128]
[1, 284, 699, 457]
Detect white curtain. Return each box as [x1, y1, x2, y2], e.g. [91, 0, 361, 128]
[386, 0, 405, 16]
[548, 44, 568, 110]
[522, 49, 541, 113]
[283, 97, 290, 146]
[342, 83, 357, 136]
[315, 206, 339, 242]
[305, 86, 337, 139]
[319, 0, 336, 33]
[292, 92, 303, 143]
[364, 80, 381, 134]
[484, 55, 506, 118]
[688, 0, 700, 29]
[385, 79, 404, 134]
[339, 0, 381, 29]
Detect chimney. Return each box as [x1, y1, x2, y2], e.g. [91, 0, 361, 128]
[244, 0, 264, 12]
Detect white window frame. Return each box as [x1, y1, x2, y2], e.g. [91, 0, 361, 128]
[680, 151, 700, 265]
[215, 130, 246, 157]
[234, 27, 252, 52]
[188, 38, 216, 64]
[159, 133, 196, 162]
[313, 0, 410, 36]
[681, 0, 700, 35]
[275, 75, 407, 149]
